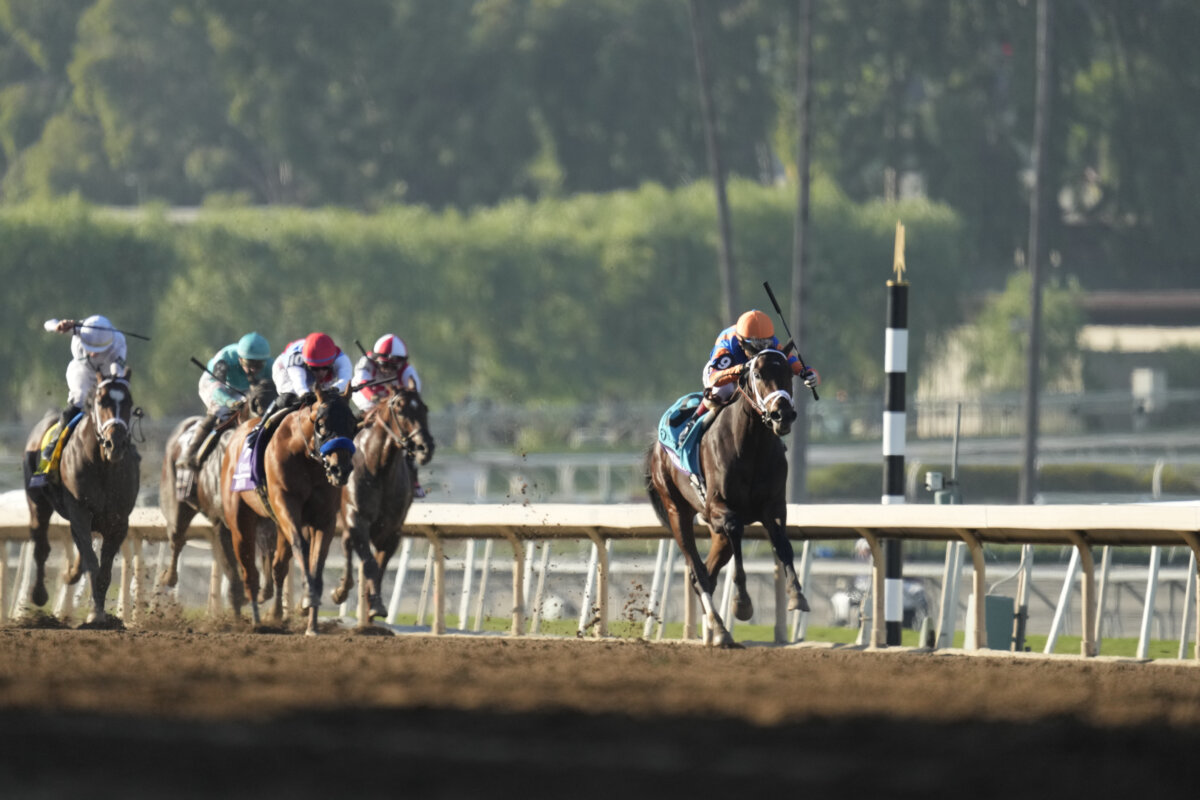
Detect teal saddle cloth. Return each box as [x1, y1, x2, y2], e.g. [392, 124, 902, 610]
[656, 392, 705, 476]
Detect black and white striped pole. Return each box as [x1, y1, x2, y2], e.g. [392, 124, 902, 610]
[882, 221, 908, 646]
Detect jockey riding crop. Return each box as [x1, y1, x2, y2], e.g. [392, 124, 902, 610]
[762, 281, 818, 401]
[43, 318, 152, 341]
[189, 356, 248, 398]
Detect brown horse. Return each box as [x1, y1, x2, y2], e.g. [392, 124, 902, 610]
[221, 385, 359, 634]
[159, 379, 277, 612]
[331, 386, 435, 617]
[645, 349, 809, 647]
[22, 373, 141, 626]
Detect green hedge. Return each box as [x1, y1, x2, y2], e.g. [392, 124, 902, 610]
[0, 184, 968, 419]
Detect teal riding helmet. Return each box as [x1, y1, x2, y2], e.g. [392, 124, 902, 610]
[236, 332, 270, 360]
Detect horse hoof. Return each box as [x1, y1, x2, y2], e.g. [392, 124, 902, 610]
[31, 585, 48, 607]
[330, 585, 349, 605]
[788, 589, 811, 613]
[717, 632, 739, 649]
[734, 597, 753, 622]
[369, 600, 387, 619]
[159, 571, 179, 589]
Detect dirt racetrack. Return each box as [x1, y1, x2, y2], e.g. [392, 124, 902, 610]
[1, 625, 1198, 799]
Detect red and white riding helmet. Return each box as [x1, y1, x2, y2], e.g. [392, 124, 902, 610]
[371, 333, 408, 364]
[302, 332, 340, 367]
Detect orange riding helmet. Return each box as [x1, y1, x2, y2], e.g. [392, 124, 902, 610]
[735, 309, 775, 353]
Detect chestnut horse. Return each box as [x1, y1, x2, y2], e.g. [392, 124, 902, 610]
[331, 386, 435, 617]
[22, 372, 140, 626]
[159, 379, 277, 612]
[644, 349, 809, 647]
[221, 386, 359, 634]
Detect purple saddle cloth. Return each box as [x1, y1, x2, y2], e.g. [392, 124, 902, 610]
[230, 430, 265, 492]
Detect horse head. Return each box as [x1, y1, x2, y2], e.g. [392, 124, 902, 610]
[92, 373, 136, 462]
[304, 385, 358, 486]
[383, 388, 435, 466]
[243, 378, 278, 421]
[738, 349, 797, 437]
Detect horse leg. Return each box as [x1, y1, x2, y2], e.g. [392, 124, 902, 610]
[160, 502, 198, 590]
[88, 529, 125, 625]
[230, 503, 262, 625]
[705, 522, 751, 622]
[347, 524, 387, 619]
[269, 528, 294, 623]
[257, 521, 275, 603]
[305, 526, 339, 635]
[329, 528, 355, 606]
[27, 504, 53, 608]
[212, 524, 245, 617]
[763, 515, 809, 612]
[669, 504, 733, 647]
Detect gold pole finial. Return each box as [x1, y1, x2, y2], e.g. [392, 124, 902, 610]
[892, 220, 907, 283]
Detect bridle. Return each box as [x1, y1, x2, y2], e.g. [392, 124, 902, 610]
[93, 377, 133, 436]
[375, 390, 426, 456]
[302, 394, 356, 468]
[735, 350, 795, 426]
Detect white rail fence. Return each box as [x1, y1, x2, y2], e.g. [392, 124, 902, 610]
[1, 504, 1198, 659]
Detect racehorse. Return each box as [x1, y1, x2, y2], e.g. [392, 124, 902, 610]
[220, 385, 359, 634]
[644, 349, 809, 647]
[331, 386, 435, 618]
[159, 379, 277, 612]
[22, 372, 140, 626]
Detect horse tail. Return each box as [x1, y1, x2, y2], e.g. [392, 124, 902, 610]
[642, 443, 671, 529]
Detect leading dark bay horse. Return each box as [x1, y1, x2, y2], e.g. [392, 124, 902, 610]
[22, 372, 141, 627]
[221, 385, 359, 634]
[159, 379, 277, 613]
[331, 387, 435, 619]
[645, 349, 809, 647]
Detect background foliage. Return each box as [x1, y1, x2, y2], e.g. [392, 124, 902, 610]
[0, 186, 965, 420]
[2, 0, 1199, 289]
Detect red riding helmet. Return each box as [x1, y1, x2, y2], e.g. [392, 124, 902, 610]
[302, 332, 339, 367]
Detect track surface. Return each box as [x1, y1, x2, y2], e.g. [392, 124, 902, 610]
[1, 625, 1198, 798]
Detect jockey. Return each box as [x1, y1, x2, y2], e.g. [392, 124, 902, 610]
[353, 333, 426, 498]
[271, 331, 353, 407]
[678, 309, 819, 441]
[352, 333, 422, 413]
[180, 332, 272, 469]
[40, 315, 129, 461]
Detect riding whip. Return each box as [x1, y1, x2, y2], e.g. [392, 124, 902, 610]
[189, 356, 248, 398]
[762, 281, 818, 400]
[44, 318, 151, 341]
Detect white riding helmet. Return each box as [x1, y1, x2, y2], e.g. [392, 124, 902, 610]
[372, 334, 408, 361]
[78, 315, 114, 353]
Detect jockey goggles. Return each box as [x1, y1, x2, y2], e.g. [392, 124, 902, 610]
[740, 335, 774, 353]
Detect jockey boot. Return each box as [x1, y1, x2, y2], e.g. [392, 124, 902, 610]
[182, 413, 218, 469]
[42, 404, 80, 462]
[677, 401, 709, 445]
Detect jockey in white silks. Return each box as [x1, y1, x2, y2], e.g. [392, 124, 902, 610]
[351, 333, 427, 497]
[40, 315, 129, 461]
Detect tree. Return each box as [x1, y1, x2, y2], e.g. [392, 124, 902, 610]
[963, 271, 1084, 393]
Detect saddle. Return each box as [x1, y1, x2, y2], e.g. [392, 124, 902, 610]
[175, 415, 243, 500]
[657, 392, 713, 477]
[230, 404, 293, 493]
[29, 413, 83, 488]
